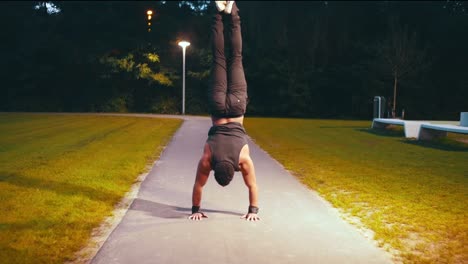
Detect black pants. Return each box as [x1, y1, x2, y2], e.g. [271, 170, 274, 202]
[209, 4, 247, 118]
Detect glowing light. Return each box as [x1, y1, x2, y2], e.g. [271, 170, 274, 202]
[147, 15, 152, 20]
[34, 2, 61, 14]
[147, 10, 153, 15]
[178, 41, 191, 48]
[148, 22, 151, 26]
[178, 40, 190, 115]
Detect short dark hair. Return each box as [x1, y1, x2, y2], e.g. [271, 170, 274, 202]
[214, 161, 235, 187]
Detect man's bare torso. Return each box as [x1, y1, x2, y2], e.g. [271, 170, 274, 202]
[211, 115, 244, 126]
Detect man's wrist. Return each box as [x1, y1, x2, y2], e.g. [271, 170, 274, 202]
[192, 205, 200, 214]
[248, 205, 259, 214]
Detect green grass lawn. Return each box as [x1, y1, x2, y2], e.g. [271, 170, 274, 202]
[244, 118, 467, 264]
[0, 113, 182, 264]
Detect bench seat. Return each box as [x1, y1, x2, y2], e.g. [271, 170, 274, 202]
[372, 118, 430, 139]
[419, 124, 468, 140]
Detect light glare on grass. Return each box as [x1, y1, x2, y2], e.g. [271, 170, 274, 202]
[0, 114, 182, 264]
[244, 118, 468, 264]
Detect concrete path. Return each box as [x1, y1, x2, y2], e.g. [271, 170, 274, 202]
[91, 116, 393, 264]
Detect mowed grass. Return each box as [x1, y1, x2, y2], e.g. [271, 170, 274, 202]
[0, 113, 182, 264]
[244, 118, 468, 264]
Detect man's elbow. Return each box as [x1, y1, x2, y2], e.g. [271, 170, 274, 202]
[198, 158, 211, 173]
[247, 182, 258, 191]
[193, 182, 204, 195]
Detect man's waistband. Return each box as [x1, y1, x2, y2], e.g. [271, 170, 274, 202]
[208, 122, 246, 136]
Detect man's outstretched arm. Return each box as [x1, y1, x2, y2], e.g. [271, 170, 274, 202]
[189, 143, 212, 221]
[239, 145, 260, 221]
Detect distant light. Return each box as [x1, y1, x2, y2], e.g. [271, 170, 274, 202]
[147, 10, 153, 15]
[147, 15, 152, 20]
[148, 22, 151, 26]
[34, 2, 61, 14]
[148, 28, 151, 32]
[178, 1, 208, 11]
[178, 41, 191, 48]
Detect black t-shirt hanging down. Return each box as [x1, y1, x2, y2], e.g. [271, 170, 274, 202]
[207, 122, 248, 172]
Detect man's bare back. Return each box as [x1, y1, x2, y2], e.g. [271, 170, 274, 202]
[211, 115, 244, 126]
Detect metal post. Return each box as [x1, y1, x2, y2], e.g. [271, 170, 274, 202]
[182, 47, 186, 115]
[178, 41, 190, 115]
[377, 96, 381, 118]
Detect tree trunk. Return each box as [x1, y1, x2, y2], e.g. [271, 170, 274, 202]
[393, 73, 398, 118]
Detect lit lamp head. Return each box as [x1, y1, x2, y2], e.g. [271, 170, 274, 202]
[178, 41, 191, 49]
[147, 10, 153, 20]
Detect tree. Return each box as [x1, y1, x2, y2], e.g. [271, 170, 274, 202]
[378, 16, 430, 117]
[98, 48, 177, 112]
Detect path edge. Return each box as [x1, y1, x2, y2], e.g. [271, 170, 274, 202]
[65, 119, 185, 264]
[247, 135, 399, 263]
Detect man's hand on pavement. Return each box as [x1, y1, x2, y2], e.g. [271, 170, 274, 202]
[241, 213, 260, 221]
[188, 212, 208, 221]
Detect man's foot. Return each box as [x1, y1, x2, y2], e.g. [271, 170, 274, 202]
[215, 1, 227, 12]
[224, 1, 235, 14]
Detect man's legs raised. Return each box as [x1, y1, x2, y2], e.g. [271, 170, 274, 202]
[226, 2, 248, 117]
[208, 10, 228, 117]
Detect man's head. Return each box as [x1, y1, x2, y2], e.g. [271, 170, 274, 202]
[214, 161, 235, 187]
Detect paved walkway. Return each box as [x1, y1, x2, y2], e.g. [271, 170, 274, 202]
[90, 116, 393, 264]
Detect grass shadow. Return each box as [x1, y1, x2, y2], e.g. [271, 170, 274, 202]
[130, 198, 243, 219]
[0, 172, 121, 203]
[0, 219, 65, 232]
[357, 128, 468, 151]
[401, 138, 468, 152]
[319, 126, 367, 129]
[357, 128, 405, 138]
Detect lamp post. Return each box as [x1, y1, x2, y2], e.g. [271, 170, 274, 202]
[178, 41, 190, 115]
[146, 10, 153, 32]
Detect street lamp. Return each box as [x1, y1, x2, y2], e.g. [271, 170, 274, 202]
[147, 10, 153, 32]
[178, 40, 190, 115]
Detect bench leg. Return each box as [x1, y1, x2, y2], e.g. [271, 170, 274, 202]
[372, 121, 389, 129]
[404, 123, 424, 139]
[419, 127, 448, 141]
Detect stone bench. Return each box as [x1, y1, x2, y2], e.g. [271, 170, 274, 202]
[371, 118, 430, 139]
[418, 112, 468, 140]
[419, 123, 468, 140]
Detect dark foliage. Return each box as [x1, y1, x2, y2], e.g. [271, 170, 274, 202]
[1, 1, 467, 119]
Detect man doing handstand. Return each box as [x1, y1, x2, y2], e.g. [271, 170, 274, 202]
[189, 1, 260, 222]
